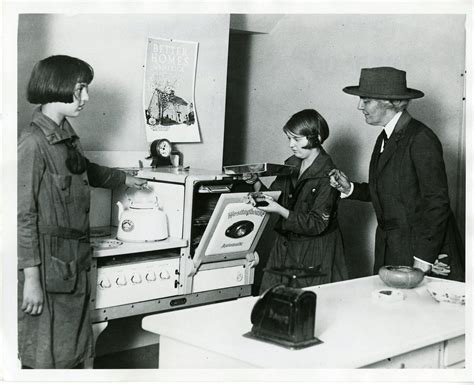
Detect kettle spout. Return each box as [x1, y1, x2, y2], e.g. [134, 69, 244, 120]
[116, 201, 124, 219]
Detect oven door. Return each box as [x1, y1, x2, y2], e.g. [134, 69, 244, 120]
[189, 191, 281, 276]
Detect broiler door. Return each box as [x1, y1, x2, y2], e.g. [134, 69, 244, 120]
[189, 191, 281, 276]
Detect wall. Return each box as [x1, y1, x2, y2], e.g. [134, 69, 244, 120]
[225, 14, 466, 279]
[17, 14, 230, 171]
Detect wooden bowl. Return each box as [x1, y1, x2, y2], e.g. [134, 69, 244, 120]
[378, 265, 425, 289]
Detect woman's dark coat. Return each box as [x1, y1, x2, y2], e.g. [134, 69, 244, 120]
[259, 150, 348, 292]
[350, 111, 464, 281]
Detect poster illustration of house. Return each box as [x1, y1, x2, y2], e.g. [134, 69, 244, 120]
[144, 37, 200, 143]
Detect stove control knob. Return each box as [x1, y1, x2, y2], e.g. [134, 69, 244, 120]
[99, 278, 112, 289]
[116, 275, 127, 286]
[159, 270, 170, 280]
[145, 272, 157, 282]
[131, 273, 142, 284]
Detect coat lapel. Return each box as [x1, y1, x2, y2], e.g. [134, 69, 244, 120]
[376, 111, 412, 175]
[284, 155, 301, 189]
[290, 150, 329, 200]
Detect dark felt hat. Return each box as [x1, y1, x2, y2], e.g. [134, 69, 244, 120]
[343, 67, 424, 99]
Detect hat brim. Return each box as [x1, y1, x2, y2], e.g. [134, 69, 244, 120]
[343, 86, 424, 99]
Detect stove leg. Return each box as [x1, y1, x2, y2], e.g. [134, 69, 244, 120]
[84, 321, 109, 369]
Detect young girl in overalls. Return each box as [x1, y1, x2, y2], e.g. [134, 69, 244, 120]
[18, 55, 146, 368]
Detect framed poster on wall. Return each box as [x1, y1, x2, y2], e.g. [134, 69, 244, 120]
[143, 37, 200, 143]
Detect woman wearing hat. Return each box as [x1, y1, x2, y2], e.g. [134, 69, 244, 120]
[329, 67, 464, 281]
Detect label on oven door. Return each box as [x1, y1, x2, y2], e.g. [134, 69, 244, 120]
[205, 202, 265, 255]
[191, 191, 280, 274]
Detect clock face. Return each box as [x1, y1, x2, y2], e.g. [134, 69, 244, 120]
[157, 139, 172, 158]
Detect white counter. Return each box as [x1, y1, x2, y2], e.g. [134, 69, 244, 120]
[142, 276, 465, 369]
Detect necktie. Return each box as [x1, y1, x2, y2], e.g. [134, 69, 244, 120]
[380, 130, 388, 153]
[64, 138, 87, 174]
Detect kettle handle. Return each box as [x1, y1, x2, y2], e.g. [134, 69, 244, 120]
[116, 200, 124, 218]
[124, 187, 159, 207]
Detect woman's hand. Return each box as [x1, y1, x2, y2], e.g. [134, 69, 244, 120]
[328, 169, 352, 195]
[125, 175, 149, 190]
[413, 255, 451, 276]
[22, 266, 44, 315]
[431, 254, 451, 276]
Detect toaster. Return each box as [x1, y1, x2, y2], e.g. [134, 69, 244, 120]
[244, 284, 322, 349]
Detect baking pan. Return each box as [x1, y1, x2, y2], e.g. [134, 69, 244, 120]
[223, 163, 296, 177]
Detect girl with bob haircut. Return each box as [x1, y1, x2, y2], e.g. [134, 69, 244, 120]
[283, 108, 329, 149]
[27, 55, 94, 104]
[246, 109, 348, 292]
[18, 55, 146, 369]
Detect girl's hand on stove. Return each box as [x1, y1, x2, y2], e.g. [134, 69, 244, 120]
[125, 175, 149, 190]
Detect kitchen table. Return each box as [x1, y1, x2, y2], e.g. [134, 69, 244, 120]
[142, 276, 466, 369]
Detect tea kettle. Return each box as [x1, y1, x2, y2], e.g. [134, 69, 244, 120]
[116, 190, 169, 242]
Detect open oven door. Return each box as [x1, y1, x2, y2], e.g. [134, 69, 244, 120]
[188, 191, 281, 278]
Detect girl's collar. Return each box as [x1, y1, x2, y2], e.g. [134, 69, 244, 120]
[286, 147, 329, 179]
[31, 107, 79, 144]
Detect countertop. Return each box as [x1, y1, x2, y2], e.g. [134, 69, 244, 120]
[142, 276, 465, 368]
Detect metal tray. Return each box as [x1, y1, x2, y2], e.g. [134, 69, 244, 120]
[223, 163, 295, 177]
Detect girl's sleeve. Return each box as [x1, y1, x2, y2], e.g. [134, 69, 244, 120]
[86, 160, 127, 189]
[17, 135, 44, 269]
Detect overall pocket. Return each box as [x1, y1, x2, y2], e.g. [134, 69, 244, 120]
[44, 236, 78, 293]
[50, 173, 72, 204]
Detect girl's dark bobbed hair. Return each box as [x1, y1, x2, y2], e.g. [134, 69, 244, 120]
[27, 55, 94, 104]
[283, 108, 329, 149]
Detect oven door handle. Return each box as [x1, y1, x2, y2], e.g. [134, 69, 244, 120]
[188, 251, 260, 277]
[247, 251, 259, 269]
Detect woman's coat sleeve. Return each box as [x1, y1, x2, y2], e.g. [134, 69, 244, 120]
[410, 130, 451, 262]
